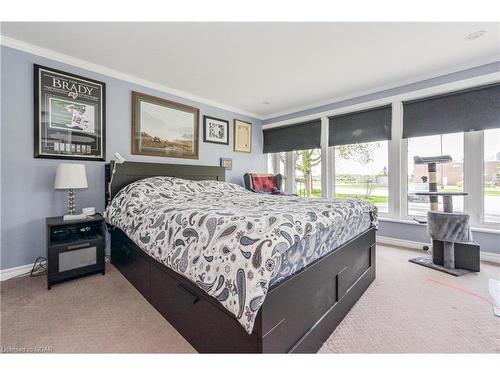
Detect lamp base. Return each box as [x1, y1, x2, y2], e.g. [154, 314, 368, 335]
[63, 214, 87, 221]
[67, 188, 76, 215]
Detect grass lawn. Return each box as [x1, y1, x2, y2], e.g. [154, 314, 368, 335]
[297, 189, 388, 205]
[297, 189, 322, 198]
[336, 183, 367, 188]
[336, 194, 388, 205]
[485, 188, 500, 196]
[299, 186, 500, 199]
[336, 183, 387, 189]
[441, 186, 500, 196]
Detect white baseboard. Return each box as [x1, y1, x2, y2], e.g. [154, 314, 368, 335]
[377, 235, 427, 250]
[376, 235, 500, 264]
[0, 263, 33, 281]
[1, 238, 498, 281]
[481, 252, 500, 264]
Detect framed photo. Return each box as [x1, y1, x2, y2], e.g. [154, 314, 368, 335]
[203, 116, 229, 145]
[234, 119, 252, 153]
[131, 91, 199, 159]
[220, 157, 233, 170]
[34, 65, 106, 161]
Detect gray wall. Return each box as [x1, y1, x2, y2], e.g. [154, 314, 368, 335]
[0, 45, 266, 270]
[1, 44, 498, 270]
[378, 220, 499, 254]
[263, 61, 500, 124]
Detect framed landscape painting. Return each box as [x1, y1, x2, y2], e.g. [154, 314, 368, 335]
[131, 92, 199, 159]
[234, 119, 252, 153]
[203, 115, 229, 145]
[34, 65, 106, 161]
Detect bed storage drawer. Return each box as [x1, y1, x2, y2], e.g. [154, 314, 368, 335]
[260, 228, 376, 353]
[111, 230, 151, 299]
[109, 225, 376, 353]
[149, 264, 260, 353]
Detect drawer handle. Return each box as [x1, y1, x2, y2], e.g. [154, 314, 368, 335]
[67, 242, 91, 250]
[177, 284, 199, 305]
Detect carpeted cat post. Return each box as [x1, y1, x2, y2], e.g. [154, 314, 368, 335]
[408, 155, 480, 276]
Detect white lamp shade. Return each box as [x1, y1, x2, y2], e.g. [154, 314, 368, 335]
[54, 164, 88, 189]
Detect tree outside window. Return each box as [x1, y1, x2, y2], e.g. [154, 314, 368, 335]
[335, 141, 389, 212]
[295, 149, 321, 198]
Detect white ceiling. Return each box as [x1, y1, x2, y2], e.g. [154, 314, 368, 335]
[1, 22, 499, 119]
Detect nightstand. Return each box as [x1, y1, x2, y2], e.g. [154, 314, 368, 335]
[46, 214, 106, 289]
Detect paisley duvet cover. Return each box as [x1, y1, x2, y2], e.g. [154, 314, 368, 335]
[105, 176, 377, 333]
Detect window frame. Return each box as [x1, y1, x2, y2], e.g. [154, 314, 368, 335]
[475, 129, 500, 228]
[292, 148, 323, 198]
[402, 132, 466, 221]
[330, 140, 391, 215]
[263, 73, 500, 231]
[268, 128, 498, 229]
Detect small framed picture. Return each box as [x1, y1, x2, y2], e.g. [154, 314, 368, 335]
[203, 116, 230, 145]
[220, 157, 233, 170]
[234, 119, 252, 153]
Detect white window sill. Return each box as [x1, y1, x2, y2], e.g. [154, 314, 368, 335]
[378, 216, 500, 234]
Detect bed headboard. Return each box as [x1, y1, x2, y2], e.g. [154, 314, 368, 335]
[105, 161, 226, 206]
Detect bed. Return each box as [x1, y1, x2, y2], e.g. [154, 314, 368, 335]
[105, 161, 377, 353]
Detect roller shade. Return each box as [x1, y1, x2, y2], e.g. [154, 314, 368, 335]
[403, 83, 500, 138]
[328, 105, 392, 146]
[263, 119, 321, 153]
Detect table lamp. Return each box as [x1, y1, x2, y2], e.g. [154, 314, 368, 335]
[54, 163, 88, 220]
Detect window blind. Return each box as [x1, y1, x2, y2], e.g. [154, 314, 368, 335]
[402, 83, 500, 138]
[263, 119, 321, 153]
[328, 105, 392, 146]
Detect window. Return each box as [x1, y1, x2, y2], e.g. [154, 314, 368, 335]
[263, 82, 500, 231]
[484, 128, 500, 223]
[267, 152, 288, 192]
[278, 152, 286, 176]
[266, 154, 273, 174]
[278, 152, 287, 192]
[334, 141, 389, 213]
[294, 149, 321, 198]
[407, 133, 464, 217]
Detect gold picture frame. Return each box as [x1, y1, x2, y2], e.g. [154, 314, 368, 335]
[233, 119, 252, 153]
[131, 91, 199, 159]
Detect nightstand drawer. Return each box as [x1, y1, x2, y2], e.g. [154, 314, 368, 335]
[58, 244, 98, 272]
[49, 238, 104, 266]
[48, 239, 105, 285]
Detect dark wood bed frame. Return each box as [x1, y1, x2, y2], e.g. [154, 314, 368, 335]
[105, 161, 376, 353]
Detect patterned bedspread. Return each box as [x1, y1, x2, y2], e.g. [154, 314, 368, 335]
[269, 211, 372, 286]
[105, 177, 377, 333]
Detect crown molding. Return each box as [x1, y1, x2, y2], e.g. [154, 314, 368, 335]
[3, 34, 499, 124]
[262, 70, 500, 129]
[262, 56, 500, 121]
[0, 35, 264, 120]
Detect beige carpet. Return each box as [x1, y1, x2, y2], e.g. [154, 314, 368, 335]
[1, 245, 499, 353]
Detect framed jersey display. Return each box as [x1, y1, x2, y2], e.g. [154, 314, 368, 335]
[34, 65, 106, 161]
